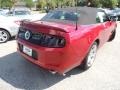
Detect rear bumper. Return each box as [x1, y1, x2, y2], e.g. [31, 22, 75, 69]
[17, 39, 80, 74]
[18, 50, 62, 73]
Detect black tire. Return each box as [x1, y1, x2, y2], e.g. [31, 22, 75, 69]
[108, 30, 116, 42]
[81, 42, 98, 70]
[0, 29, 10, 43]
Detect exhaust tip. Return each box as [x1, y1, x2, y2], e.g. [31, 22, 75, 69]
[49, 70, 57, 74]
[49, 70, 66, 76]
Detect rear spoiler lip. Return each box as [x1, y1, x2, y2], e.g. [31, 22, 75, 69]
[20, 20, 70, 33]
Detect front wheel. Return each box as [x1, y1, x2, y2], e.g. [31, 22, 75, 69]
[0, 29, 10, 43]
[81, 42, 98, 70]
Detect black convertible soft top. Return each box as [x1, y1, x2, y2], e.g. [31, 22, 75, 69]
[41, 7, 105, 25]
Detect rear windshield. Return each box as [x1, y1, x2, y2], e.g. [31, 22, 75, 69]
[42, 11, 78, 22]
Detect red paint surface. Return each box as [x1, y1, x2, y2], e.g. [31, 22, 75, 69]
[17, 20, 117, 74]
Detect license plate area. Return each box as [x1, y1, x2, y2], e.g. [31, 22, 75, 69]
[23, 46, 32, 56]
[18, 43, 38, 60]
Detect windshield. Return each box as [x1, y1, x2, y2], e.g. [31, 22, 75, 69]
[42, 11, 78, 22]
[15, 11, 30, 15]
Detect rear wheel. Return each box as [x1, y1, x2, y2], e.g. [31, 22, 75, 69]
[0, 29, 10, 43]
[81, 42, 98, 70]
[108, 30, 116, 42]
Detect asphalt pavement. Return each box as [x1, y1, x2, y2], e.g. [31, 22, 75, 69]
[0, 23, 120, 90]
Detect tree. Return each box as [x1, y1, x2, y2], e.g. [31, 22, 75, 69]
[91, 0, 101, 7]
[0, 0, 18, 8]
[48, 0, 57, 9]
[1, 0, 13, 8]
[118, 0, 120, 6]
[100, 0, 118, 8]
[86, 0, 118, 8]
[11, 0, 18, 7]
[37, 0, 47, 10]
[24, 0, 34, 9]
[0, 0, 2, 8]
[35, 0, 119, 11]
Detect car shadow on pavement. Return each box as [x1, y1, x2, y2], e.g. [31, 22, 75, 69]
[10, 37, 16, 41]
[0, 52, 84, 90]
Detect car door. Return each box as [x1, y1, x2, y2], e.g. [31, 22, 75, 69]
[97, 11, 113, 43]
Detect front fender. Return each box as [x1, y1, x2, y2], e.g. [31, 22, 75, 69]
[0, 25, 11, 35]
[0, 24, 19, 37]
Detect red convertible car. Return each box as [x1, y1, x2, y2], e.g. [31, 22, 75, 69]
[17, 7, 117, 75]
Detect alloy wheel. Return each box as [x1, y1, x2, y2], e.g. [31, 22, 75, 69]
[0, 30, 9, 43]
[87, 43, 97, 67]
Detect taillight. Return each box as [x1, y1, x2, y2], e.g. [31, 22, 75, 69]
[18, 28, 66, 48]
[32, 33, 66, 48]
[43, 34, 66, 48]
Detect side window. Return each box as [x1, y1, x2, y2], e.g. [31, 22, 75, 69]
[63, 12, 78, 21]
[96, 12, 109, 23]
[7, 11, 13, 15]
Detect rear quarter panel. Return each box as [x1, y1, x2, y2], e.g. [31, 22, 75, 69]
[61, 24, 104, 72]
